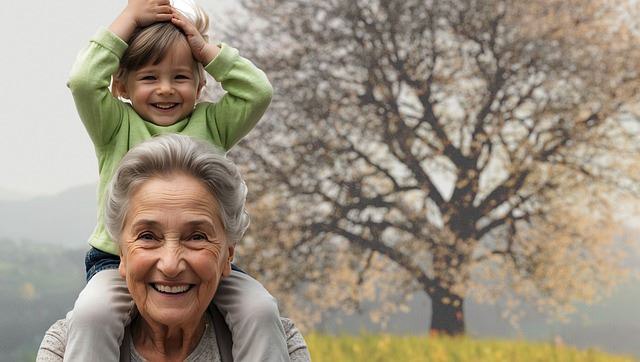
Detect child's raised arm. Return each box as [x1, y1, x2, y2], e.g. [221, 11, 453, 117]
[169, 9, 272, 150]
[110, 0, 173, 42]
[68, 0, 171, 148]
[170, 9, 220, 65]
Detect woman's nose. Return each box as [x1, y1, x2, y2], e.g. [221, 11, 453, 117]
[156, 245, 185, 277]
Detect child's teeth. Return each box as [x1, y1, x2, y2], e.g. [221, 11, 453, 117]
[156, 103, 175, 109]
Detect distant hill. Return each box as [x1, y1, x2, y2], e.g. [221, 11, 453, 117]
[0, 184, 96, 248]
[0, 240, 85, 362]
[0, 187, 30, 201]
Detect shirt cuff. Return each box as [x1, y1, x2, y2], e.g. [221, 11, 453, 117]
[91, 28, 129, 59]
[205, 43, 239, 82]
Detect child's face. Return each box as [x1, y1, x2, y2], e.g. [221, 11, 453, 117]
[118, 39, 202, 126]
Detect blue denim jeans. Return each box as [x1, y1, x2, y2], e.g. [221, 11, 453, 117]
[85, 247, 120, 282]
[85, 247, 245, 282]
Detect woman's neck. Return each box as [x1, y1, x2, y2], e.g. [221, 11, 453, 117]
[130, 316, 206, 361]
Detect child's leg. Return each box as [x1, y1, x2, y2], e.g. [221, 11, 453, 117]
[64, 268, 133, 361]
[214, 269, 289, 362]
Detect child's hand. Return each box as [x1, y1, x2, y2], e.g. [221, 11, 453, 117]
[126, 0, 173, 28]
[111, 0, 172, 42]
[171, 9, 219, 65]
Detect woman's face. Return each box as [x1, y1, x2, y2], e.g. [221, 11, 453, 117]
[118, 172, 234, 328]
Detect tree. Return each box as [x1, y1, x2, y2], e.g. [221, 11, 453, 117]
[227, 0, 640, 335]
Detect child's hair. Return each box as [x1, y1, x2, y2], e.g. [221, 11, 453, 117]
[112, 4, 210, 98]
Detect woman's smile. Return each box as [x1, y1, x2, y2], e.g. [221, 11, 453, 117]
[150, 283, 194, 294]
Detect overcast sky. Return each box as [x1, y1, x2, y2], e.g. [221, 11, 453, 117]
[0, 0, 237, 198]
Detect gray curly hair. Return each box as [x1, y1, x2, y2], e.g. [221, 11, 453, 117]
[104, 134, 250, 245]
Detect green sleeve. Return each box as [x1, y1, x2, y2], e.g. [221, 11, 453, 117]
[202, 44, 273, 150]
[68, 28, 128, 148]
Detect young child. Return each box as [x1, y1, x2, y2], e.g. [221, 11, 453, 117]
[65, 0, 288, 360]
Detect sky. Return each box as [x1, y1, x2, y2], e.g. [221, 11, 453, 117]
[0, 0, 235, 199]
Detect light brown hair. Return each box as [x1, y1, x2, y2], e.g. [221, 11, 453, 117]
[112, 6, 210, 98]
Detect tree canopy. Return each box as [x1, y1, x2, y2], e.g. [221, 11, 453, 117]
[229, 0, 640, 334]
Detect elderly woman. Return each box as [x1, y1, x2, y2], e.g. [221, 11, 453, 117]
[37, 134, 309, 361]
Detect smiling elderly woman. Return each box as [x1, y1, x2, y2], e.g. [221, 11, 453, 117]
[37, 134, 309, 361]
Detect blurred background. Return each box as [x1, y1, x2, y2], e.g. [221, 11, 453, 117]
[1, 0, 639, 361]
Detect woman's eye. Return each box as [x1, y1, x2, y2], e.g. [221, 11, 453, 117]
[138, 232, 156, 241]
[190, 233, 207, 241]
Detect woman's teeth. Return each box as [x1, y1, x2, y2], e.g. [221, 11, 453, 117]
[153, 284, 191, 294]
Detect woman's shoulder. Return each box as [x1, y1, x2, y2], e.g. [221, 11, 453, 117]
[36, 310, 310, 362]
[36, 319, 68, 361]
[281, 317, 312, 362]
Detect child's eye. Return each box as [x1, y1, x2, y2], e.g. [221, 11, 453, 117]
[175, 74, 191, 80]
[139, 75, 156, 81]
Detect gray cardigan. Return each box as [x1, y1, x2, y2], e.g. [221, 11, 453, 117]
[37, 306, 310, 361]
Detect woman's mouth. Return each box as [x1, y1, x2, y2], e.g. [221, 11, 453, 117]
[151, 283, 193, 294]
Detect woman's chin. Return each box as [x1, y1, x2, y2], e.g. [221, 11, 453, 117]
[143, 306, 199, 327]
[141, 286, 204, 326]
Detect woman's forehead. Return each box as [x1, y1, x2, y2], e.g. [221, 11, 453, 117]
[134, 172, 211, 197]
[125, 174, 221, 226]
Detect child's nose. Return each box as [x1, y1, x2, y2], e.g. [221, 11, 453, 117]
[157, 80, 174, 95]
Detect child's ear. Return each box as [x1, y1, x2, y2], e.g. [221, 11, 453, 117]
[113, 79, 129, 99]
[196, 79, 205, 99]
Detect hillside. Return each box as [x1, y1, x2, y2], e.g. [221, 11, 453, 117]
[0, 184, 96, 248]
[0, 240, 84, 362]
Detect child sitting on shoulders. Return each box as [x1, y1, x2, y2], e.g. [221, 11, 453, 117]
[65, 0, 287, 360]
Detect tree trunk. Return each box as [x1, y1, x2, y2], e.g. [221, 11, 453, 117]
[429, 289, 465, 336]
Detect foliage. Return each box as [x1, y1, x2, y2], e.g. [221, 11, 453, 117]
[228, 0, 640, 334]
[305, 333, 636, 362]
[0, 240, 84, 362]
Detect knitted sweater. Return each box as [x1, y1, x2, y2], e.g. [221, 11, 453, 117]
[37, 307, 310, 361]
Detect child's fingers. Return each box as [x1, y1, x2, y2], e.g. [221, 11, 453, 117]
[154, 0, 171, 8]
[156, 14, 173, 22]
[170, 16, 187, 30]
[171, 11, 195, 33]
[157, 5, 172, 14]
[170, 8, 190, 24]
[155, 5, 173, 21]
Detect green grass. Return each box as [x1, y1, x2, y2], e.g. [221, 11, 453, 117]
[306, 334, 636, 362]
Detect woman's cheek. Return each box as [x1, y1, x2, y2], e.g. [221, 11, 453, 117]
[126, 246, 155, 282]
[194, 249, 223, 281]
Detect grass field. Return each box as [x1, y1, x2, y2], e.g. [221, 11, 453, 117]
[306, 334, 637, 362]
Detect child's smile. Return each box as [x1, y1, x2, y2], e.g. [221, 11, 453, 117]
[119, 38, 201, 126]
[153, 103, 178, 110]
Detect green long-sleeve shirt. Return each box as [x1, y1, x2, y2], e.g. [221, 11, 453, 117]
[69, 28, 272, 255]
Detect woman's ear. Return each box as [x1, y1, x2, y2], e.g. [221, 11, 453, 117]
[118, 245, 128, 279]
[119, 254, 127, 279]
[222, 245, 235, 278]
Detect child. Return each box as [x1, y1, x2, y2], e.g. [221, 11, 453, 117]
[65, 0, 288, 360]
